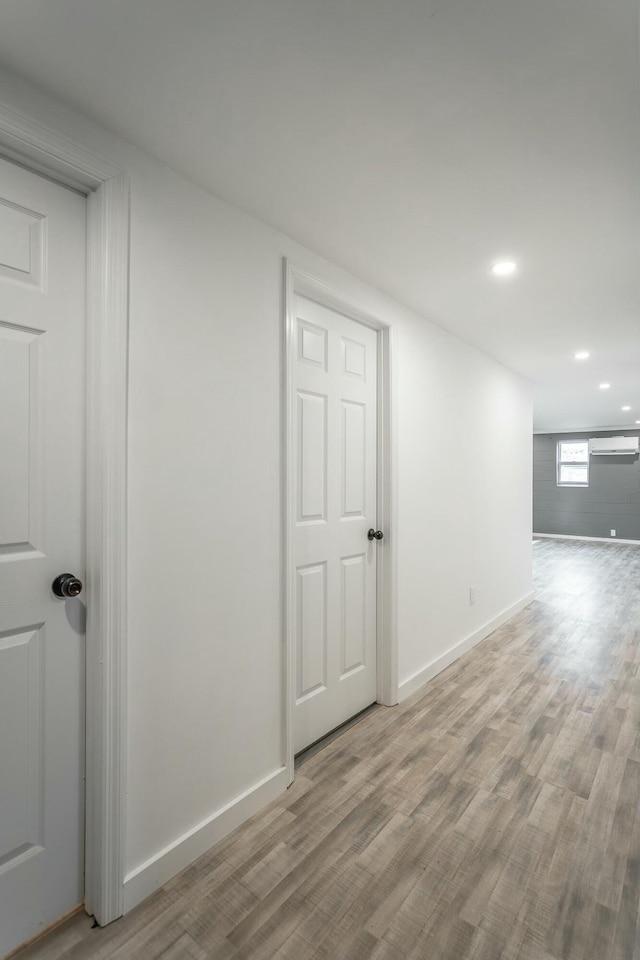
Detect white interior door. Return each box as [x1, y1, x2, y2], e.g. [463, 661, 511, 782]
[0, 156, 86, 956]
[293, 295, 379, 753]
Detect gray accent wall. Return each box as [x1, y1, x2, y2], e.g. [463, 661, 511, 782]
[533, 430, 640, 541]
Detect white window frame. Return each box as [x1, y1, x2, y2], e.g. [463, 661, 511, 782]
[556, 439, 589, 487]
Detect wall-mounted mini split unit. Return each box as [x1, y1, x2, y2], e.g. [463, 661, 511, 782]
[589, 436, 640, 456]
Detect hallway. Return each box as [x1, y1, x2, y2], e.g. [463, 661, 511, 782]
[18, 539, 640, 960]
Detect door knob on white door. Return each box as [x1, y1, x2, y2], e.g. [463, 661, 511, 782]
[52, 573, 83, 598]
[367, 529, 384, 541]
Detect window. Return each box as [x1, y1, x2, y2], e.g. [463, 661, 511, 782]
[557, 440, 589, 486]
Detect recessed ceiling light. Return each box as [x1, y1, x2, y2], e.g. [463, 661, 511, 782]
[599, 383, 610, 390]
[622, 406, 631, 411]
[574, 351, 590, 360]
[636, 420, 640, 425]
[491, 261, 517, 277]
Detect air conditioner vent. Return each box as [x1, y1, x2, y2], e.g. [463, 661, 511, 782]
[589, 436, 639, 456]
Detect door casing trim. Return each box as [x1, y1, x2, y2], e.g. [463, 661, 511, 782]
[0, 101, 129, 926]
[283, 260, 398, 784]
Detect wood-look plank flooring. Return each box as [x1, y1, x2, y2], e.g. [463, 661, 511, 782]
[17, 539, 640, 960]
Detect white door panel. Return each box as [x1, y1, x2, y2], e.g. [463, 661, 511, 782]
[0, 156, 86, 956]
[294, 296, 378, 753]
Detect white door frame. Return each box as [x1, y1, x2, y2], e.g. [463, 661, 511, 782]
[0, 102, 129, 926]
[283, 260, 398, 784]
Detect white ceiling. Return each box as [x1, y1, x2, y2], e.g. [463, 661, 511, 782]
[0, 0, 638, 431]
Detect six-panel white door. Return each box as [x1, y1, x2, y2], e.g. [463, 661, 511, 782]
[0, 156, 86, 956]
[294, 295, 378, 753]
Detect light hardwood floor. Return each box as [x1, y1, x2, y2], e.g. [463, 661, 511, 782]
[16, 539, 640, 960]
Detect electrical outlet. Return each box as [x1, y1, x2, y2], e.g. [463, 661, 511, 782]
[611, 529, 616, 537]
[469, 586, 476, 606]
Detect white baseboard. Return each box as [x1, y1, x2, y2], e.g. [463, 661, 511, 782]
[398, 591, 535, 703]
[533, 532, 640, 546]
[123, 766, 288, 913]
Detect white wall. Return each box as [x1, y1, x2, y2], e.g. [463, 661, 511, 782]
[0, 66, 533, 908]
[397, 314, 533, 693]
